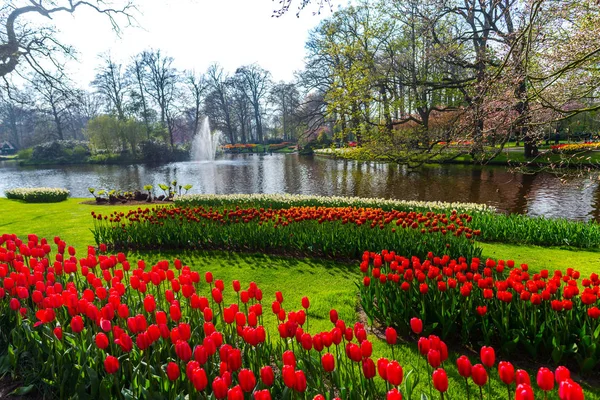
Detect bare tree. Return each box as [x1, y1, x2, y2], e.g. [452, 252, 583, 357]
[235, 64, 272, 143]
[205, 63, 235, 144]
[141, 49, 179, 148]
[184, 70, 208, 138]
[270, 82, 301, 141]
[30, 73, 78, 140]
[272, 0, 333, 17]
[127, 54, 151, 139]
[1, 1, 135, 79]
[92, 53, 128, 119]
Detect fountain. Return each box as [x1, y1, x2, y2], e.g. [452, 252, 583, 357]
[190, 117, 222, 161]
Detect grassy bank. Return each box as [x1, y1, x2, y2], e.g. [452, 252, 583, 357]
[315, 146, 600, 168]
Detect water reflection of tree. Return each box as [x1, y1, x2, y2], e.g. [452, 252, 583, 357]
[511, 173, 537, 215]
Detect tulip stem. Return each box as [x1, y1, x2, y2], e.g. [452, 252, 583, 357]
[465, 377, 470, 400]
[479, 385, 483, 400]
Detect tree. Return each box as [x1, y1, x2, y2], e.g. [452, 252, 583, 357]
[30, 73, 78, 140]
[270, 82, 301, 141]
[92, 54, 129, 120]
[228, 75, 253, 144]
[0, 1, 135, 79]
[205, 63, 235, 144]
[272, 0, 333, 17]
[184, 71, 208, 138]
[126, 54, 152, 139]
[235, 64, 272, 143]
[141, 49, 179, 148]
[86, 114, 120, 153]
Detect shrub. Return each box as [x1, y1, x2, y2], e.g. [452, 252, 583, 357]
[5, 187, 69, 203]
[16, 148, 32, 160]
[31, 140, 90, 163]
[140, 140, 189, 163]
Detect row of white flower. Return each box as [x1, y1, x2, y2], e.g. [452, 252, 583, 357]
[5, 187, 70, 202]
[174, 193, 495, 213]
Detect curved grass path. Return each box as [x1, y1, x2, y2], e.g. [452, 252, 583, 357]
[1, 198, 599, 398]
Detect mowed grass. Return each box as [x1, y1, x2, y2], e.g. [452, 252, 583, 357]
[1, 198, 600, 397]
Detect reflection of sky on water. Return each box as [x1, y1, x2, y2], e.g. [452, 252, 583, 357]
[0, 154, 598, 221]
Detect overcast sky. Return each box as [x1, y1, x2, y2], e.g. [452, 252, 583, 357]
[42, 0, 339, 88]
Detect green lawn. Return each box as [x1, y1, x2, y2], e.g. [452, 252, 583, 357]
[1, 198, 599, 397]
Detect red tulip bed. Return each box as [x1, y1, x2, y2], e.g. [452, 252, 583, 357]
[0, 233, 589, 399]
[358, 250, 600, 373]
[90, 206, 481, 260]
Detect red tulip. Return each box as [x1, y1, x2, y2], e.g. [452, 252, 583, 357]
[227, 348, 242, 371]
[329, 309, 338, 324]
[410, 317, 423, 334]
[386, 360, 403, 386]
[432, 368, 448, 393]
[212, 376, 228, 399]
[471, 364, 488, 386]
[498, 361, 514, 385]
[254, 389, 272, 400]
[362, 358, 376, 379]
[456, 356, 472, 378]
[238, 369, 256, 393]
[192, 367, 208, 391]
[294, 370, 307, 392]
[321, 353, 335, 372]
[282, 365, 295, 388]
[515, 383, 534, 400]
[260, 366, 274, 386]
[283, 350, 296, 368]
[53, 326, 62, 340]
[104, 355, 119, 374]
[302, 296, 310, 309]
[70, 315, 84, 333]
[377, 358, 388, 380]
[554, 366, 570, 383]
[227, 385, 243, 400]
[361, 340, 372, 358]
[95, 333, 109, 350]
[166, 362, 180, 381]
[559, 379, 584, 400]
[427, 349, 441, 368]
[175, 340, 192, 362]
[143, 295, 156, 313]
[346, 343, 361, 362]
[536, 367, 554, 391]
[387, 388, 402, 400]
[516, 369, 531, 385]
[480, 346, 495, 368]
[385, 327, 397, 345]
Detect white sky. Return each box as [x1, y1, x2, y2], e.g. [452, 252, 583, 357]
[39, 0, 339, 88]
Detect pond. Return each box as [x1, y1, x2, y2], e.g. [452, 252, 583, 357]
[1, 153, 598, 221]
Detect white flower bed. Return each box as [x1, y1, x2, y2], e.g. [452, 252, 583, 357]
[5, 187, 70, 203]
[174, 193, 495, 213]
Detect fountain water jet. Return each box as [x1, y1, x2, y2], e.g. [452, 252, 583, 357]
[190, 117, 222, 161]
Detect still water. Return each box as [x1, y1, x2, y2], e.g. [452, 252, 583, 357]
[0, 154, 597, 221]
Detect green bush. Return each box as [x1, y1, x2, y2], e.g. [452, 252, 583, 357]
[31, 140, 90, 164]
[16, 148, 32, 160]
[5, 187, 70, 203]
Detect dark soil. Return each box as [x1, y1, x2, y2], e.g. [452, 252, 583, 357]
[0, 377, 44, 399]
